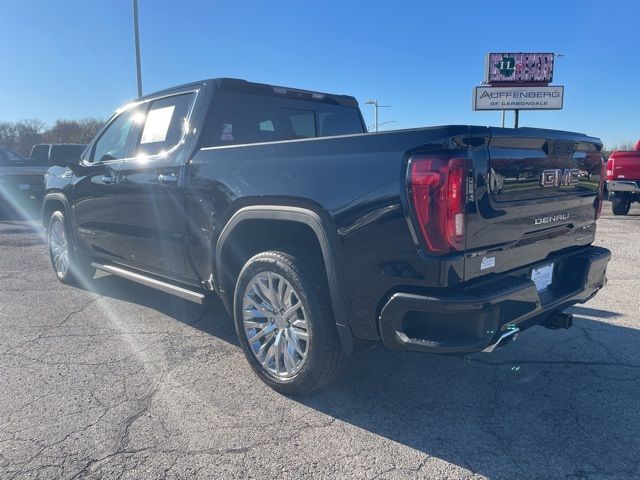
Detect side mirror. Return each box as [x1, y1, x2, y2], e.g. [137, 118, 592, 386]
[49, 145, 84, 167]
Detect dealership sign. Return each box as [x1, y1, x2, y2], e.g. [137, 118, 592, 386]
[473, 85, 564, 111]
[485, 52, 554, 84]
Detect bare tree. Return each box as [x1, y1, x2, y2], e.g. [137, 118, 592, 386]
[14, 119, 46, 156]
[607, 141, 636, 152]
[0, 118, 104, 157]
[43, 120, 83, 144]
[0, 122, 18, 151]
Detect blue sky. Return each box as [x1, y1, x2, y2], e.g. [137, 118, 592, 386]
[1, 0, 638, 147]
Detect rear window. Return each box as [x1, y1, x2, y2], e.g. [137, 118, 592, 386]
[201, 91, 364, 147]
[29, 145, 50, 164]
[49, 145, 85, 164]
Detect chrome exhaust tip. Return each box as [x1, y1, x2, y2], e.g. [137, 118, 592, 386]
[481, 328, 520, 353]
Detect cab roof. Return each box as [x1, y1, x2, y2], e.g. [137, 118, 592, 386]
[138, 78, 360, 108]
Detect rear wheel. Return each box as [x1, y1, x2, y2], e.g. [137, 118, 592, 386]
[233, 250, 347, 395]
[47, 211, 96, 285]
[611, 196, 631, 216]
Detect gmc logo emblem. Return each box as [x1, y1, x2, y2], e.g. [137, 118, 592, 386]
[540, 168, 580, 188]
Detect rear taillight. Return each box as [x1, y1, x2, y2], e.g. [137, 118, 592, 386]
[408, 156, 466, 254]
[606, 158, 614, 180]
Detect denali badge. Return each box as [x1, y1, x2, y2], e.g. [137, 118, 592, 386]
[540, 168, 580, 187]
[534, 213, 569, 225]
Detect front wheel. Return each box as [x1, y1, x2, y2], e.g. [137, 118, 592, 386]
[611, 196, 631, 216]
[233, 250, 347, 395]
[47, 211, 96, 284]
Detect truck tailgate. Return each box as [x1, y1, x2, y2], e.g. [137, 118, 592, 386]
[608, 151, 640, 180]
[0, 166, 47, 199]
[465, 127, 604, 281]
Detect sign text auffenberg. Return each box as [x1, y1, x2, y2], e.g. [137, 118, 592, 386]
[473, 86, 564, 111]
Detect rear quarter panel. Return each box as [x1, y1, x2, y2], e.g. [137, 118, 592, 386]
[186, 126, 474, 340]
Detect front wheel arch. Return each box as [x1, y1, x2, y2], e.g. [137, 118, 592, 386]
[41, 193, 70, 230]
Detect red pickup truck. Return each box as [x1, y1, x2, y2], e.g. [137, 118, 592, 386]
[606, 140, 640, 215]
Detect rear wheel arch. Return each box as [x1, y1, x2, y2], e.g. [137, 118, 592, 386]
[215, 205, 354, 354]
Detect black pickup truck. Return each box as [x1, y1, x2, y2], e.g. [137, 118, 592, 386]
[42, 78, 610, 394]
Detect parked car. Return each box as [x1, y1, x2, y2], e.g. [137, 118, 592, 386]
[606, 139, 640, 215]
[0, 146, 47, 216]
[41, 78, 610, 394]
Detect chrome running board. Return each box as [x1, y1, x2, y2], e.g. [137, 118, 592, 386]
[92, 263, 206, 304]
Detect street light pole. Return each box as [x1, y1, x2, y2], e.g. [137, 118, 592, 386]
[132, 0, 143, 97]
[374, 101, 378, 132]
[366, 100, 390, 132]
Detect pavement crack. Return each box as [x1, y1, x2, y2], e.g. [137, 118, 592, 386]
[0, 265, 47, 281]
[0, 295, 104, 357]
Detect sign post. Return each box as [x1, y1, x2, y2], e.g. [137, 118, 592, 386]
[474, 52, 562, 128]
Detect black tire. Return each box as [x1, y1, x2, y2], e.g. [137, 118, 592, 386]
[47, 211, 96, 285]
[611, 196, 631, 216]
[233, 250, 348, 395]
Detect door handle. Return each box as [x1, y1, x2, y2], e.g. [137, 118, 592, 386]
[157, 173, 178, 184]
[101, 175, 116, 185]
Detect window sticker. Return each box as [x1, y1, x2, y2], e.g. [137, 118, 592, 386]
[259, 120, 274, 132]
[220, 123, 234, 141]
[140, 106, 175, 144]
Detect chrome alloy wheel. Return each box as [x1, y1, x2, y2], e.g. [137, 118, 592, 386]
[242, 272, 310, 378]
[49, 219, 69, 277]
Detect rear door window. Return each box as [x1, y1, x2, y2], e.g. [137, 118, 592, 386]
[135, 93, 195, 157]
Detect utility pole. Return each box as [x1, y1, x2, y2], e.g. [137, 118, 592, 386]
[132, 0, 143, 97]
[365, 100, 390, 132]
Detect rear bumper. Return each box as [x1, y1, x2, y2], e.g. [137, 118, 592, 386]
[607, 180, 640, 194]
[378, 245, 610, 354]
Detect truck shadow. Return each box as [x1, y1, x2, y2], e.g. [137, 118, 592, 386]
[568, 305, 623, 319]
[298, 313, 640, 478]
[0, 204, 41, 222]
[83, 274, 640, 478]
[86, 273, 240, 346]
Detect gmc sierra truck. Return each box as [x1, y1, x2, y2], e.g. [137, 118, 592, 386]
[42, 78, 610, 394]
[606, 140, 640, 215]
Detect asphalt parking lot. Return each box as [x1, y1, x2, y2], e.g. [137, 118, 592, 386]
[1, 204, 639, 480]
